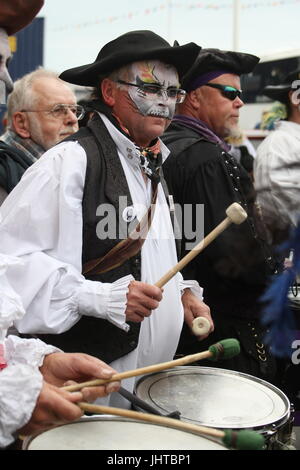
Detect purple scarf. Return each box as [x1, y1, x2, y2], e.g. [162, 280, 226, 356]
[172, 114, 231, 153]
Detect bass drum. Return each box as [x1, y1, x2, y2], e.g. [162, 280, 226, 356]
[22, 415, 227, 450]
[135, 366, 293, 450]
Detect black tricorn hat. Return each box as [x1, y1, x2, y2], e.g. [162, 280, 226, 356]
[182, 48, 260, 91]
[59, 30, 200, 86]
[262, 68, 300, 103]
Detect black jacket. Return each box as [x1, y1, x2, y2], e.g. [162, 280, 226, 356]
[162, 121, 274, 318]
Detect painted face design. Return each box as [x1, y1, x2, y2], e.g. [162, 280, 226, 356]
[127, 60, 180, 119]
[0, 29, 14, 105]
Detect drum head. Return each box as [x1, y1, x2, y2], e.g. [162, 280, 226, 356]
[23, 415, 226, 450]
[135, 367, 290, 430]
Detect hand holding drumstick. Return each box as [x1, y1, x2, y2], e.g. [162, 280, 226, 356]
[124, 203, 247, 337]
[155, 202, 248, 337]
[181, 288, 213, 339]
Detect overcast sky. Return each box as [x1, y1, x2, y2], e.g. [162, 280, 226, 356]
[37, 0, 300, 74]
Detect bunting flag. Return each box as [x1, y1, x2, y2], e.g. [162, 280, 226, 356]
[51, 0, 300, 32]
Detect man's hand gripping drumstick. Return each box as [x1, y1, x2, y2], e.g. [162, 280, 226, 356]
[123, 203, 247, 337]
[63, 338, 241, 393]
[155, 202, 248, 336]
[60, 339, 264, 451]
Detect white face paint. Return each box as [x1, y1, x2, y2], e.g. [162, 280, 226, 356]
[0, 28, 14, 105]
[127, 60, 180, 120]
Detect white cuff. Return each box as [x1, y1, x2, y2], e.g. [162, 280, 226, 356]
[0, 364, 43, 448]
[180, 279, 203, 300]
[4, 335, 61, 368]
[0, 254, 25, 341]
[77, 275, 134, 332]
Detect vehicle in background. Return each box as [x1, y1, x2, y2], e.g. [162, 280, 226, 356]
[239, 49, 300, 148]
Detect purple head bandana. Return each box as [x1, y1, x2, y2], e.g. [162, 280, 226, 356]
[185, 69, 232, 92]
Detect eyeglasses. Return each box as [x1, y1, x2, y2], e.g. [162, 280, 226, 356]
[204, 83, 242, 101]
[21, 104, 85, 120]
[116, 79, 187, 104]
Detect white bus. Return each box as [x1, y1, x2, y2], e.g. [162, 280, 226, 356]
[239, 48, 300, 139]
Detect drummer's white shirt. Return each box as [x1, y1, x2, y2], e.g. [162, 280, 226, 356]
[254, 120, 300, 229]
[0, 251, 59, 448]
[0, 113, 202, 408]
[0, 335, 59, 448]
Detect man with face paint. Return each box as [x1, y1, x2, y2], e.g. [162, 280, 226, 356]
[162, 48, 280, 384]
[126, 61, 181, 120]
[0, 31, 213, 408]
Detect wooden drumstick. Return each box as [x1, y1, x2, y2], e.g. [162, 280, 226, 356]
[63, 338, 240, 392]
[155, 202, 247, 336]
[77, 402, 265, 450]
[155, 202, 247, 288]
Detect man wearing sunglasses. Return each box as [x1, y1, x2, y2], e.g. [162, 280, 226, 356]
[0, 68, 81, 204]
[163, 48, 280, 385]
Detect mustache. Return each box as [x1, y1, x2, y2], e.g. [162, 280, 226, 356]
[60, 126, 78, 134]
[127, 93, 174, 119]
[148, 108, 171, 118]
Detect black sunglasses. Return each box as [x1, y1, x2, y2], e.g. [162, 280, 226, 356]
[204, 83, 242, 101]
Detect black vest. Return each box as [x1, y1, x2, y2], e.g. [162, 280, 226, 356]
[37, 116, 142, 363]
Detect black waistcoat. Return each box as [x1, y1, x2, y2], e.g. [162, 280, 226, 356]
[37, 116, 141, 363]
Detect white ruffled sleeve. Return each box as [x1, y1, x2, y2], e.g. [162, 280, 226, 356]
[178, 273, 204, 300]
[0, 336, 61, 448]
[0, 364, 43, 448]
[0, 254, 25, 342]
[4, 335, 60, 367]
[76, 274, 133, 332]
[0, 142, 131, 335]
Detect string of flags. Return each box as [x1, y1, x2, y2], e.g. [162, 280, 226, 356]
[51, 0, 300, 32]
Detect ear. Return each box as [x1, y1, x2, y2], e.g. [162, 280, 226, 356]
[288, 88, 300, 107]
[12, 112, 31, 138]
[101, 78, 117, 107]
[187, 89, 201, 110]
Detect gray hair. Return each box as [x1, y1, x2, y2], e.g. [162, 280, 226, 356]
[6, 68, 71, 127]
[91, 64, 134, 100]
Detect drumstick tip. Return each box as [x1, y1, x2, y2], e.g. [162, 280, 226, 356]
[208, 338, 240, 361]
[223, 429, 265, 450]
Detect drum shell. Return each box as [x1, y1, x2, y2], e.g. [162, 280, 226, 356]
[134, 366, 292, 450]
[22, 414, 227, 450]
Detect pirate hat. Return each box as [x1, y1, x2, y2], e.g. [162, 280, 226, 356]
[182, 48, 260, 91]
[60, 30, 200, 86]
[263, 68, 300, 103]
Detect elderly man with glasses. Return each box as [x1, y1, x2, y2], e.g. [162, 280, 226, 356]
[0, 31, 213, 409]
[0, 68, 82, 203]
[162, 48, 280, 385]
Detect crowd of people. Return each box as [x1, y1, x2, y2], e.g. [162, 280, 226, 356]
[0, 0, 300, 451]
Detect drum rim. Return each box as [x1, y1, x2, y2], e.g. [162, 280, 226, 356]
[22, 414, 226, 450]
[134, 366, 291, 431]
